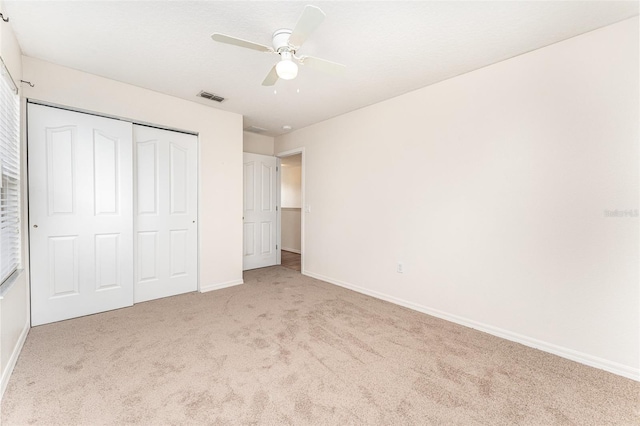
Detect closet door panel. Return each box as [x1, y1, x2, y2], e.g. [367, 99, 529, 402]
[28, 104, 134, 326]
[134, 126, 198, 303]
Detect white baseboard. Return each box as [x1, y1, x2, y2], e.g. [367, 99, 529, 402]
[1, 320, 30, 399]
[199, 279, 244, 293]
[281, 248, 301, 254]
[303, 270, 640, 382]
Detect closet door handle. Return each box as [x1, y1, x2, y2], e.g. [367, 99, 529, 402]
[33, 224, 38, 228]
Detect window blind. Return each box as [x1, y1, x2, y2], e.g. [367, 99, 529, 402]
[0, 58, 20, 284]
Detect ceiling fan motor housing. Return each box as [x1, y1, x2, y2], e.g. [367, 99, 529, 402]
[272, 28, 293, 53]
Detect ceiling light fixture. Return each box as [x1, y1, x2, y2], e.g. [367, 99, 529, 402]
[276, 51, 298, 80]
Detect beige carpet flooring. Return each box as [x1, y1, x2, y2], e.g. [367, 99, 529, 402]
[2, 266, 638, 425]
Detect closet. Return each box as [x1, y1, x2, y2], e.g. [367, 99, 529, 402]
[28, 103, 198, 326]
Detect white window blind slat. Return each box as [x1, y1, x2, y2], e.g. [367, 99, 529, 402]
[0, 57, 20, 284]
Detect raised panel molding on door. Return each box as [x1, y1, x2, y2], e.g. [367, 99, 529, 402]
[93, 131, 120, 215]
[48, 236, 79, 297]
[95, 233, 120, 290]
[134, 126, 198, 303]
[46, 126, 76, 215]
[28, 104, 134, 326]
[243, 152, 278, 270]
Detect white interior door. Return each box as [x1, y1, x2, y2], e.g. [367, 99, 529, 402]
[134, 125, 198, 303]
[28, 104, 134, 326]
[243, 153, 278, 270]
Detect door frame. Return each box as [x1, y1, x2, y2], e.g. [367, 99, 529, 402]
[276, 147, 305, 274]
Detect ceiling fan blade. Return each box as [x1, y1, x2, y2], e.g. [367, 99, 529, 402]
[301, 56, 346, 76]
[262, 65, 279, 86]
[211, 33, 273, 53]
[288, 5, 325, 48]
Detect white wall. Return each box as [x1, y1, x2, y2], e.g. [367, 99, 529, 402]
[281, 164, 302, 208]
[0, 5, 29, 398]
[243, 131, 274, 155]
[275, 18, 639, 380]
[281, 209, 301, 254]
[281, 160, 302, 253]
[0, 271, 28, 396]
[0, 7, 20, 81]
[21, 57, 244, 292]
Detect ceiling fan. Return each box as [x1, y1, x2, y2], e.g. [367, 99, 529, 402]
[211, 5, 346, 86]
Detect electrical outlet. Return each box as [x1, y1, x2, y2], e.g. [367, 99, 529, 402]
[397, 262, 404, 273]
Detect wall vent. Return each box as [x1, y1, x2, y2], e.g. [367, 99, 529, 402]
[244, 125, 268, 134]
[197, 90, 225, 103]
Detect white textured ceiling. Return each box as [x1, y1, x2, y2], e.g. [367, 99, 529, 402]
[4, 1, 638, 136]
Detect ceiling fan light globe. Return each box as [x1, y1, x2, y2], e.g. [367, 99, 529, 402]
[276, 60, 298, 80]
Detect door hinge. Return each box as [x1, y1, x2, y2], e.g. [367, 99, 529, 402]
[276, 244, 278, 249]
[276, 206, 278, 211]
[276, 166, 279, 172]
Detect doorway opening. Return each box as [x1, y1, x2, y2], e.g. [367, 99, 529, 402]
[277, 148, 304, 273]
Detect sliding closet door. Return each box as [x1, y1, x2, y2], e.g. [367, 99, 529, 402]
[134, 125, 198, 303]
[28, 104, 134, 326]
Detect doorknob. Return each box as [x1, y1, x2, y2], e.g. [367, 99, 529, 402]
[33, 224, 38, 228]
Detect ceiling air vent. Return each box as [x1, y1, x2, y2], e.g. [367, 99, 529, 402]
[197, 90, 225, 103]
[244, 125, 268, 134]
